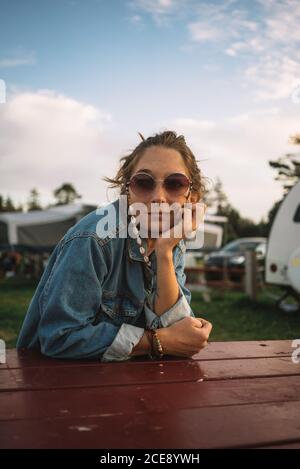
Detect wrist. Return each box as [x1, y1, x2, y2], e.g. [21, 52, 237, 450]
[155, 247, 173, 259]
[144, 330, 154, 357]
[131, 330, 153, 357]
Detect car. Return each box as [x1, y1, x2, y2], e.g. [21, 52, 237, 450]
[204, 237, 267, 283]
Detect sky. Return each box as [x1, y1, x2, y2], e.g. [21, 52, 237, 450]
[0, 0, 300, 222]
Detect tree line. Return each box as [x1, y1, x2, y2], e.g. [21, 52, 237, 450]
[0, 183, 82, 213]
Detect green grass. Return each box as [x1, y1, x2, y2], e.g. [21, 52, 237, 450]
[1, 278, 300, 348]
[191, 287, 300, 341]
[0, 277, 38, 348]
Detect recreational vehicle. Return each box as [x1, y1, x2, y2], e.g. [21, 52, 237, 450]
[265, 180, 300, 311]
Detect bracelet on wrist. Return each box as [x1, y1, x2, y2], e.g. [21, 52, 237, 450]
[146, 327, 164, 359]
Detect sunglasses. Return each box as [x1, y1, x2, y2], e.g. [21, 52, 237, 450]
[126, 172, 193, 197]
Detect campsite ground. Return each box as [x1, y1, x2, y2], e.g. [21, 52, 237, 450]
[1, 278, 300, 348]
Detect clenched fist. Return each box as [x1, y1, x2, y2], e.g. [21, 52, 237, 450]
[157, 316, 213, 358]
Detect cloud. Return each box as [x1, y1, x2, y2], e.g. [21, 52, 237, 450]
[188, 22, 222, 42]
[0, 89, 124, 208]
[245, 56, 300, 101]
[187, 1, 300, 52]
[127, 0, 187, 26]
[130, 14, 143, 23]
[160, 107, 300, 222]
[130, 0, 300, 101]
[0, 52, 36, 68]
[188, 2, 258, 44]
[127, 13, 146, 29]
[187, 0, 300, 101]
[129, 0, 177, 15]
[262, 0, 300, 43]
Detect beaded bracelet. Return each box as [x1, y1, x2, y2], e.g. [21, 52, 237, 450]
[146, 327, 164, 359]
[152, 329, 164, 359]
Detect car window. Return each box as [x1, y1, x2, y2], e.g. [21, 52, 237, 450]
[238, 242, 260, 252]
[223, 240, 264, 253]
[222, 241, 241, 252]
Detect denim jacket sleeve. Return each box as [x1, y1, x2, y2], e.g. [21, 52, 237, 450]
[101, 323, 144, 362]
[38, 234, 144, 360]
[143, 246, 195, 330]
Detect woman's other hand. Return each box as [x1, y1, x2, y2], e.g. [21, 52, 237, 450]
[156, 316, 212, 358]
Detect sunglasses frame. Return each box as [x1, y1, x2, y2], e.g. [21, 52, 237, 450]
[126, 171, 193, 197]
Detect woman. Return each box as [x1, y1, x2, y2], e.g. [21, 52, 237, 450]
[16, 130, 212, 361]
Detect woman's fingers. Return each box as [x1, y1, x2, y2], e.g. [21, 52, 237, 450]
[192, 317, 213, 334]
[192, 317, 205, 328]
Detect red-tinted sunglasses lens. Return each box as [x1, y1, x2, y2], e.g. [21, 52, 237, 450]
[164, 173, 190, 194]
[130, 174, 155, 195]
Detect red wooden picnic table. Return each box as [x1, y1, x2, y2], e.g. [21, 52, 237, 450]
[0, 340, 300, 449]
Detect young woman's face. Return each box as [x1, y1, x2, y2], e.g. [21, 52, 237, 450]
[128, 146, 197, 234]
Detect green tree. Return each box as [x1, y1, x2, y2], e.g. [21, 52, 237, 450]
[53, 183, 82, 206]
[27, 188, 42, 211]
[265, 132, 300, 232]
[3, 196, 15, 212]
[204, 178, 262, 243]
[269, 133, 300, 194]
[0, 195, 23, 212]
[204, 177, 228, 214]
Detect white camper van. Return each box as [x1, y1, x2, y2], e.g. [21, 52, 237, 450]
[265, 180, 300, 311]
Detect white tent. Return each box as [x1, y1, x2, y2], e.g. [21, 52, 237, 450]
[0, 203, 97, 249]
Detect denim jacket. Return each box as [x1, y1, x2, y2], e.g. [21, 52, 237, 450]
[16, 197, 195, 362]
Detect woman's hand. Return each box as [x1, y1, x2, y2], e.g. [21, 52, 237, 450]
[154, 202, 204, 255]
[156, 316, 213, 358]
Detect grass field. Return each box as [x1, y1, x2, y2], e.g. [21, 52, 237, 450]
[1, 277, 300, 348]
[194, 288, 300, 341]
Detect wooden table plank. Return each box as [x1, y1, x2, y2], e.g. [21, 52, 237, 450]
[0, 356, 298, 392]
[194, 340, 293, 361]
[1, 400, 300, 449]
[258, 441, 300, 448]
[0, 341, 298, 449]
[0, 340, 293, 370]
[1, 375, 300, 422]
